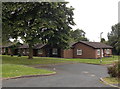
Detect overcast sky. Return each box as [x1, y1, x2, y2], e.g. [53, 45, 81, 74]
[67, 0, 119, 42]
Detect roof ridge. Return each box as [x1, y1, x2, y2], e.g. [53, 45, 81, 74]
[73, 41, 113, 49]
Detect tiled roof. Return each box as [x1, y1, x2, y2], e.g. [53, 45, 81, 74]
[0, 45, 9, 48]
[2, 41, 112, 49]
[33, 44, 46, 49]
[73, 41, 113, 49]
[0, 43, 19, 48]
[18, 43, 46, 49]
[18, 44, 29, 48]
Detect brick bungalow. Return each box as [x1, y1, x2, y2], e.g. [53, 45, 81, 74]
[70, 41, 113, 59]
[17, 41, 113, 59]
[0, 43, 22, 55]
[18, 44, 62, 57]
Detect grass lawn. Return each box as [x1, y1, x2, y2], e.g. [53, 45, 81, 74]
[2, 64, 55, 78]
[2, 55, 119, 65]
[2, 55, 72, 65]
[2, 55, 61, 78]
[1, 55, 118, 78]
[103, 77, 120, 85]
[60, 55, 119, 65]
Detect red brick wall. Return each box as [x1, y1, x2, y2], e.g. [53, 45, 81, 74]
[62, 49, 73, 58]
[73, 43, 97, 59]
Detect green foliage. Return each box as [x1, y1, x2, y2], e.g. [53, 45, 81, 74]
[108, 60, 120, 78]
[100, 38, 108, 44]
[70, 29, 89, 42]
[2, 2, 75, 46]
[2, 2, 75, 58]
[108, 23, 120, 55]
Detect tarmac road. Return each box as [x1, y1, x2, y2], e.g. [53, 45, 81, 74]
[2, 63, 112, 87]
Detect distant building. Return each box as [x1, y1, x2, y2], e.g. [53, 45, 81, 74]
[1, 41, 113, 59]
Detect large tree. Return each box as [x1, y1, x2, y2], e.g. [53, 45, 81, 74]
[2, 2, 75, 59]
[70, 28, 89, 42]
[108, 23, 120, 55]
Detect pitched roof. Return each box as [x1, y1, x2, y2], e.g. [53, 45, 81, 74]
[73, 41, 113, 49]
[0, 45, 9, 48]
[33, 44, 46, 49]
[18, 43, 46, 49]
[18, 44, 29, 48]
[0, 42, 22, 48]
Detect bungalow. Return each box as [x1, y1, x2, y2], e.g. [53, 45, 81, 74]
[71, 41, 113, 59]
[18, 43, 46, 56]
[0, 42, 22, 55]
[18, 44, 61, 57]
[17, 41, 113, 59]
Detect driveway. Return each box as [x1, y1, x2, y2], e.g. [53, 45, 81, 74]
[2, 63, 111, 87]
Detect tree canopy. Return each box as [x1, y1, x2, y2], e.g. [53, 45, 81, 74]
[2, 2, 75, 59]
[108, 23, 120, 55]
[70, 29, 89, 42]
[100, 38, 108, 44]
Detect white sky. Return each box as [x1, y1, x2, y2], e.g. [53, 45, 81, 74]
[67, 0, 119, 42]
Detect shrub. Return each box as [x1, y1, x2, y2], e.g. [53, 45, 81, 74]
[108, 60, 120, 78]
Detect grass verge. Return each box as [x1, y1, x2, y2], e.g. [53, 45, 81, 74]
[2, 64, 55, 78]
[60, 56, 119, 65]
[102, 77, 120, 85]
[2, 55, 119, 65]
[2, 55, 71, 65]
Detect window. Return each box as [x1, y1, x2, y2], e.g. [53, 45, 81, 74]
[3, 48, 5, 53]
[52, 48, 58, 55]
[106, 49, 110, 54]
[38, 49, 43, 54]
[77, 49, 82, 55]
[26, 49, 29, 54]
[97, 49, 100, 55]
[1, 48, 5, 53]
[23, 49, 25, 54]
[18, 49, 20, 54]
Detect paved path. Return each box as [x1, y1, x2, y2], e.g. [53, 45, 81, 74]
[2, 63, 111, 87]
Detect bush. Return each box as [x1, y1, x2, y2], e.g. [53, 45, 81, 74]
[108, 60, 120, 78]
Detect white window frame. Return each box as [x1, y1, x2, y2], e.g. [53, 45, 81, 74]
[97, 49, 100, 55]
[77, 49, 82, 55]
[38, 49, 43, 54]
[106, 49, 110, 54]
[23, 49, 25, 54]
[3, 48, 5, 53]
[52, 48, 58, 55]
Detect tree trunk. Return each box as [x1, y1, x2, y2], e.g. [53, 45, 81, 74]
[28, 44, 33, 59]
